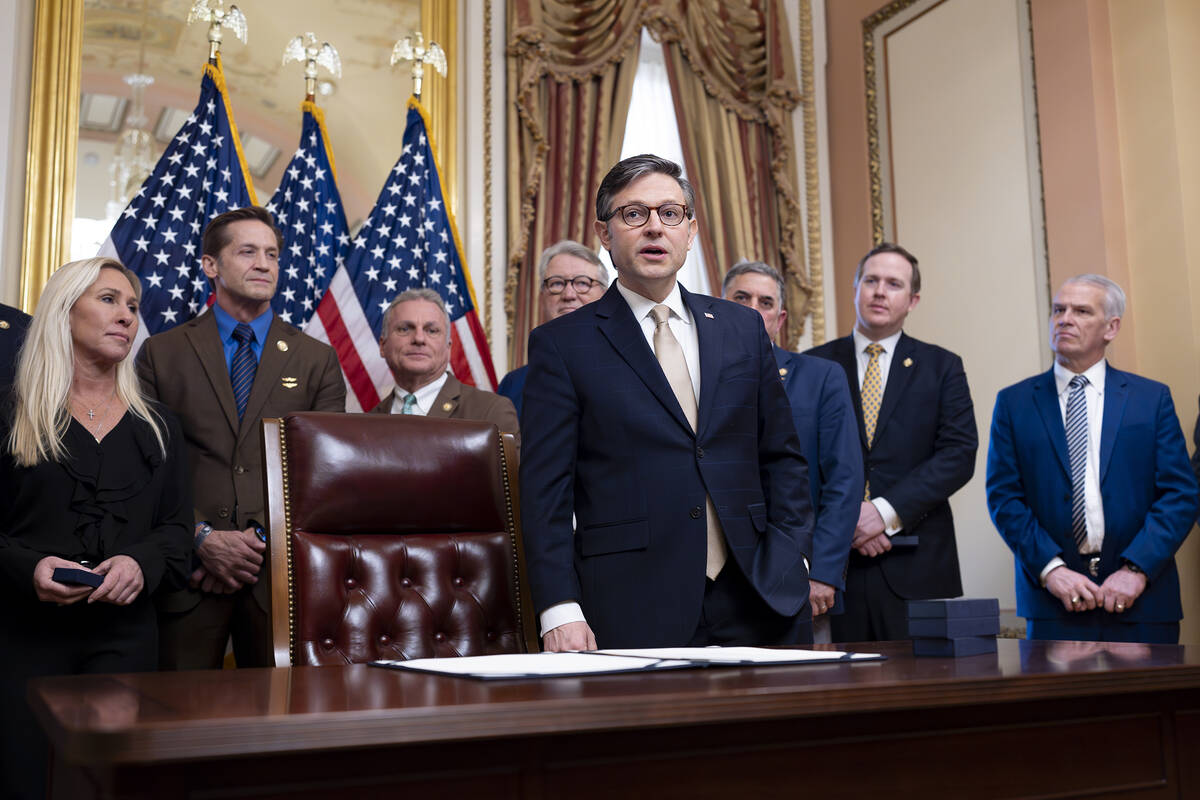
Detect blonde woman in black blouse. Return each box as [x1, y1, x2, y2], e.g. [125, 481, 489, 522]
[0, 257, 191, 800]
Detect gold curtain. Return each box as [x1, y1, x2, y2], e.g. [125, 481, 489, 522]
[507, 0, 643, 367]
[507, 0, 807, 365]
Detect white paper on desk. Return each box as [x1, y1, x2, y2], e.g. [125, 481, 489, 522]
[598, 647, 883, 663]
[373, 652, 693, 678]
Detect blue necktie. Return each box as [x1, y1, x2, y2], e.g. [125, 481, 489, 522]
[230, 323, 257, 421]
[401, 393, 417, 414]
[1065, 375, 1089, 551]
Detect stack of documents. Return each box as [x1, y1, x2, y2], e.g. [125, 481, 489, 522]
[371, 647, 884, 680]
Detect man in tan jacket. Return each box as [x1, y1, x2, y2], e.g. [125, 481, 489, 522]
[137, 206, 345, 669]
[370, 288, 519, 449]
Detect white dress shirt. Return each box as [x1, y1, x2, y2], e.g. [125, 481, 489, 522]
[540, 280, 702, 639]
[1040, 359, 1107, 581]
[389, 371, 449, 415]
[851, 328, 904, 534]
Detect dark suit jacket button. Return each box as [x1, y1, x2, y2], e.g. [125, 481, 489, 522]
[690, 506, 702, 519]
[696, 447, 705, 459]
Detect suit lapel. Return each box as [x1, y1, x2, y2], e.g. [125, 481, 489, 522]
[594, 286, 693, 435]
[830, 336, 867, 448]
[1099, 364, 1128, 482]
[237, 317, 295, 446]
[185, 312, 239, 435]
[872, 333, 915, 444]
[428, 375, 460, 418]
[682, 286, 720, 436]
[1032, 369, 1070, 476]
[774, 345, 797, 393]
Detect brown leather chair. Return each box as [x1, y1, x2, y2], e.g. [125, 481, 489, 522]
[263, 412, 538, 666]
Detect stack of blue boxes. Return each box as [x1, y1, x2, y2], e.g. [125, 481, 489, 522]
[907, 597, 1001, 657]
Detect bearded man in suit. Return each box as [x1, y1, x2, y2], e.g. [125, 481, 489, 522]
[137, 206, 345, 669]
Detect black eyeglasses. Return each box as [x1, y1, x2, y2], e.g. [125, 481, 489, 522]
[604, 203, 690, 228]
[542, 276, 601, 295]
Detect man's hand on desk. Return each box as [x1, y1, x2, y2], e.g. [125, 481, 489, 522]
[543, 621, 597, 652]
[809, 579, 836, 616]
[1044, 566, 1101, 612]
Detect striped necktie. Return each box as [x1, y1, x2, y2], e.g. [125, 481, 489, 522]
[230, 323, 257, 421]
[1065, 374, 1090, 551]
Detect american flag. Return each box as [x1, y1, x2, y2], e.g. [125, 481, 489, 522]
[265, 102, 347, 327]
[100, 59, 256, 346]
[306, 98, 497, 411]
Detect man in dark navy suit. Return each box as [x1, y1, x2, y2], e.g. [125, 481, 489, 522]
[1, 302, 31, 391]
[722, 260, 860, 643]
[807, 243, 977, 642]
[497, 240, 607, 417]
[521, 155, 813, 651]
[988, 275, 1197, 643]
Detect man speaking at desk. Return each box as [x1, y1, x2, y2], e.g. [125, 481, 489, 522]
[520, 155, 813, 651]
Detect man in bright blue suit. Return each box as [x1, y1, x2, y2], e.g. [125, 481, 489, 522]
[497, 240, 607, 417]
[722, 260, 860, 643]
[521, 155, 813, 651]
[987, 275, 1197, 643]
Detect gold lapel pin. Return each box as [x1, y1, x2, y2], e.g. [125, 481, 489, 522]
[441, 401, 453, 412]
[903, 357, 913, 367]
[0, 320, 9, 330]
[779, 367, 788, 377]
[281, 377, 298, 389]
[704, 312, 714, 319]
[276, 340, 289, 352]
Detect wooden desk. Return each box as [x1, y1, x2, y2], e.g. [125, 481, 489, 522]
[30, 640, 1200, 799]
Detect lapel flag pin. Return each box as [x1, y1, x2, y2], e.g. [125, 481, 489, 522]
[903, 357, 913, 367]
[704, 312, 714, 319]
[276, 340, 289, 352]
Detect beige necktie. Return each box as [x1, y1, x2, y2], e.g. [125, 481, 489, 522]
[650, 304, 727, 579]
[861, 342, 884, 499]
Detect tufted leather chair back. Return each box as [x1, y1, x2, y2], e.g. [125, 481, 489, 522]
[263, 412, 537, 666]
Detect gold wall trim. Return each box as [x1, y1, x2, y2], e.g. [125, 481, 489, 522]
[422, 0, 457, 219]
[21, 0, 83, 311]
[798, 0, 825, 345]
[862, 0, 921, 245]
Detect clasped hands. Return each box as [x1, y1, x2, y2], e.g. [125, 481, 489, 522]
[851, 501, 891, 557]
[1045, 564, 1147, 614]
[34, 554, 144, 606]
[190, 527, 266, 594]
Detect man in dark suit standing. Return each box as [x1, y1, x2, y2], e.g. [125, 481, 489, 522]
[521, 154, 813, 651]
[371, 288, 519, 448]
[722, 260, 860, 643]
[807, 243, 977, 642]
[137, 206, 345, 669]
[987, 275, 1197, 642]
[497, 241, 608, 417]
[1, 302, 31, 391]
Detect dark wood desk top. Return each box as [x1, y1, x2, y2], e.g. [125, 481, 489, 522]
[30, 639, 1200, 766]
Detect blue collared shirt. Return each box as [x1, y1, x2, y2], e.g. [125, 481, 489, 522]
[212, 304, 273, 373]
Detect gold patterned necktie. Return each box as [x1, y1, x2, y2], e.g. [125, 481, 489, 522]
[650, 304, 726, 579]
[861, 342, 884, 500]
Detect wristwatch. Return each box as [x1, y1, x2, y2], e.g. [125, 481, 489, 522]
[194, 521, 214, 550]
[1121, 559, 1144, 575]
